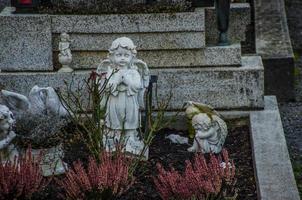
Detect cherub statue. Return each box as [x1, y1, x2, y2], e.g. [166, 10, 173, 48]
[97, 37, 150, 156]
[58, 33, 73, 73]
[0, 105, 18, 161]
[186, 101, 228, 154]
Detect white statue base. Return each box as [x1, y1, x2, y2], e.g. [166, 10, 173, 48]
[58, 65, 74, 73]
[103, 129, 148, 159]
[29, 144, 67, 177]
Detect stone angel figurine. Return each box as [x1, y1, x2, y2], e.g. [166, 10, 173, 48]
[1, 87, 68, 176]
[58, 33, 73, 73]
[97, 37, 150, 156]
[1, 85, 68, 117]
[185, 101, 228, 154]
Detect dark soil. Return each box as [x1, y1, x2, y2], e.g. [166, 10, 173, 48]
[118, 124, 257, 200]
[35, 122, 257, 200]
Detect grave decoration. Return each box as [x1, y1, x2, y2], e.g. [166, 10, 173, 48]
[97, 37, 150, 157]
[58, 33, 73, 73]
[186, 101, 228, 153]
[1, 86, 68, 176]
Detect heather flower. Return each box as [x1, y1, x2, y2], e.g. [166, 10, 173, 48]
[0, 148, 48, 200]
[154, 149, 236, 200]
[57, 151, 134, 200]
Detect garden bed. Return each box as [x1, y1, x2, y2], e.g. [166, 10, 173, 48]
[34, 119, 257, 200]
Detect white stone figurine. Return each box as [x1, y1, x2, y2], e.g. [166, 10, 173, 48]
[1, 87, 68, 176]
[1, 85, 68, 117]
[186, 101, 228, 154]
[0, 105, 18, 162]
[58, 33, 73, 73]
[97, 37, 150, 157]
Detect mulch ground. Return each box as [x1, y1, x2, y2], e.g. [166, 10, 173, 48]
[119, 123, 257, 200]
[34, 122, 257, 200]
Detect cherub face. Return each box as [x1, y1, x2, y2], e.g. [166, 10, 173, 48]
[60, 33, 70, 42]
[0, 106, 14, 135]
[193, 121, 211, 132]
[112, 46, 134, 68]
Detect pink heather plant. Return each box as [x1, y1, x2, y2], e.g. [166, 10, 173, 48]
[0, 148, 47, 200]
[154, 149, 236, 200]
[57, 151, 134, 200]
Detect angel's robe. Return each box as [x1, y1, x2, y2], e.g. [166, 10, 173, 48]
[105, 68, 142, 130]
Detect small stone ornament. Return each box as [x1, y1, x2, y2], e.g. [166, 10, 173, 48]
[1, 87, 68, 176]
[186, 101, 228, 154]
[58, 33, 73, 73]
[0, 105, 18, 162]
[97, 37, 150, 158]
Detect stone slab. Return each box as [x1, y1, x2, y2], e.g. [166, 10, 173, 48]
[152, 56, 264, 110]
[255, 0, 293, 58]
[250, 96, 300, 200]
[52, 32, 205, 51]
[255, 0, 295, 101]
[204, 3, 251, 45]
[51, 11, 205, 33]
[0, 11, 53, 71]
[53, 44, 241, 69]
[0, 56, 262, 110]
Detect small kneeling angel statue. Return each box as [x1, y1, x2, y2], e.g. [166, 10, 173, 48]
[97, 37, 150, 156]
[186, 101, 228, 154]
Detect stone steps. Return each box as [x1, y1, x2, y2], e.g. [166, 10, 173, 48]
[0, 56, 264, 110]
[0, 4, 250, 71]
[52, 32, 205, 51]
[53, 44, 241, 69]
[0, 4, 262, 111]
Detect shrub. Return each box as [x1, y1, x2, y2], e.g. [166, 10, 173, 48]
[57, 150, 134, 200]
[0, 148, 48, 200]
[153, 149, 236, 200]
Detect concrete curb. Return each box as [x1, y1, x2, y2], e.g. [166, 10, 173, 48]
[250, 96, 300, 200]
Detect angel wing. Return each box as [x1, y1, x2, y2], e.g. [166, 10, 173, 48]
[97, 59, 112, 77]
[187, 101, 221, 118]
[213, 115, 228, 149]
[43, 87, 68, 117]
[1, 90, 30, 114]
[133, 59, 150, 109]
[28, 85, 49, 115]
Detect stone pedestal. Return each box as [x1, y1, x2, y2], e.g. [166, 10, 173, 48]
[30, 145, 66, 177]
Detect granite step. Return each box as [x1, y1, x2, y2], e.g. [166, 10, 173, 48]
[0, 56, 263, 110]
[0, 4, 251, 71]
[53, 44, 242, 69]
